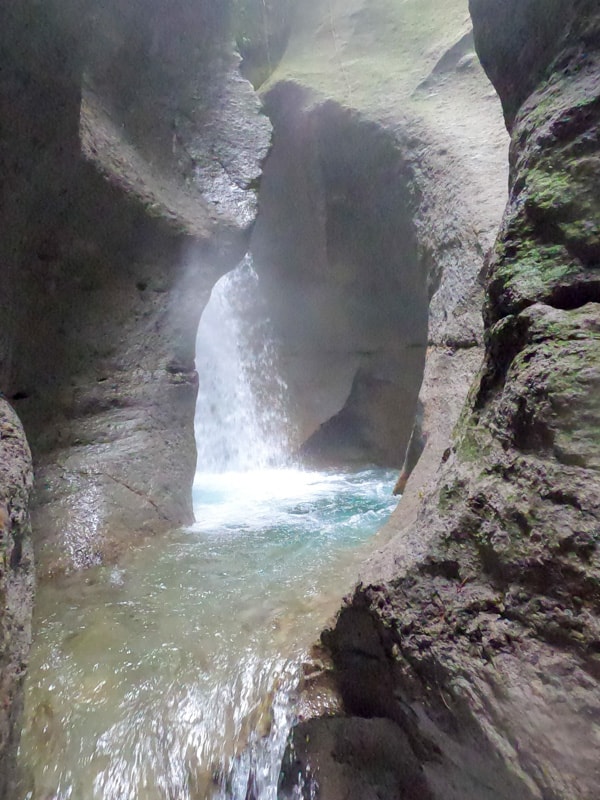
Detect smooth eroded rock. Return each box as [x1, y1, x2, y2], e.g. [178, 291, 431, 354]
[0, 400, 34, 796]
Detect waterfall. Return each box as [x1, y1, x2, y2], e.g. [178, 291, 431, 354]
[16, 257, 400, 800]
[194, 254, 290, 473]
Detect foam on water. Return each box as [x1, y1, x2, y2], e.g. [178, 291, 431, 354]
[18, 467, 398, 800]
[17, 256, 400, 799]
[192, 467, 393, 531]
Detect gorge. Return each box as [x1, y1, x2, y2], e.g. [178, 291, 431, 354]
[1, 0, 599, 798]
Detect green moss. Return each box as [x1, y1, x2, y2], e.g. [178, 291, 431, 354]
[560, 220, 600, 258]
[452, 396, 495, 464]
[490, 132, 600, 315]
[526, 160, 600, 225]
[456, 425, 493, 463]
[502, 251, 578, 292]
[492, 234, 579, 310]
[505, 326, 600, 470]
[522, 89, 559, 129]
[450, 369, 494, 462]
[523, 154, 600, 260]
[439, 479, 462, 512]
[526, 167, 575, 216]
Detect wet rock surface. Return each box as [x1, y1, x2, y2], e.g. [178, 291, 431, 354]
[0, 0, 270, 775]
[2, 0, 598, 795]
[250, 0, 508, 467]
[0, 401, 34, 796]
[279, 716, 433, 800]
[0, 0, 271, 575]
[294, 2, 600, 798]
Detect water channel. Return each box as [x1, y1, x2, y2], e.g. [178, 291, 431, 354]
[17, 260, 400, 799]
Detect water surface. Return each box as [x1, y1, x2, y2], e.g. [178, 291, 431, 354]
[18, 467, 398, 800]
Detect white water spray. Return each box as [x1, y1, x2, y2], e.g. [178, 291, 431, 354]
[192, 255, 299, 798]
[194, 254, 290, 473]
[17, 257, 399, 800]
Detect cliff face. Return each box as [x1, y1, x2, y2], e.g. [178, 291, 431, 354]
[0, 0, 507, 568]
[286, 2, 600, 798]
[3, 0, 597, 794]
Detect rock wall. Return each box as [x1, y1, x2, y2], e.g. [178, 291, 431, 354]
[0, 0, 271, 576]
[249, 0, 508, 467]
[0, 401, 34, 796]
[251, 92, 428, 465]
[0, 0, 270, 778]
[286, 2, 600, 798]
[7, 0, 594, 792]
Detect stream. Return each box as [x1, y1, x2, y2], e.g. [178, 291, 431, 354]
[17, 259, 400, 799]
[17, 467, 397, 799]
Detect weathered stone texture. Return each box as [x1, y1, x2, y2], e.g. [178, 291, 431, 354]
[0, 401, 34, 796]
[0, 0, 270, 777]
[250, 0, 508, 467]
[0, 0, 271, 575]
[288, 2, 600, 798]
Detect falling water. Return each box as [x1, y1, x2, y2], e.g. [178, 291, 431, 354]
[195, 255, 290, 472]
[16, 254, 400, 800]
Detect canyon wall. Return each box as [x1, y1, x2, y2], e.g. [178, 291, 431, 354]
[4, 0, 597, 794]
[0, 0, 509, 572]
[0, 0, 510, 785]
[249, 0, 508, 467]
[0, 401, 33, 798]
[0, 0, 270, 576]
[286, 1, 600, 798]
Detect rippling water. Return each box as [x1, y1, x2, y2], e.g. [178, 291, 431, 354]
[18, 467, 398, 800]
